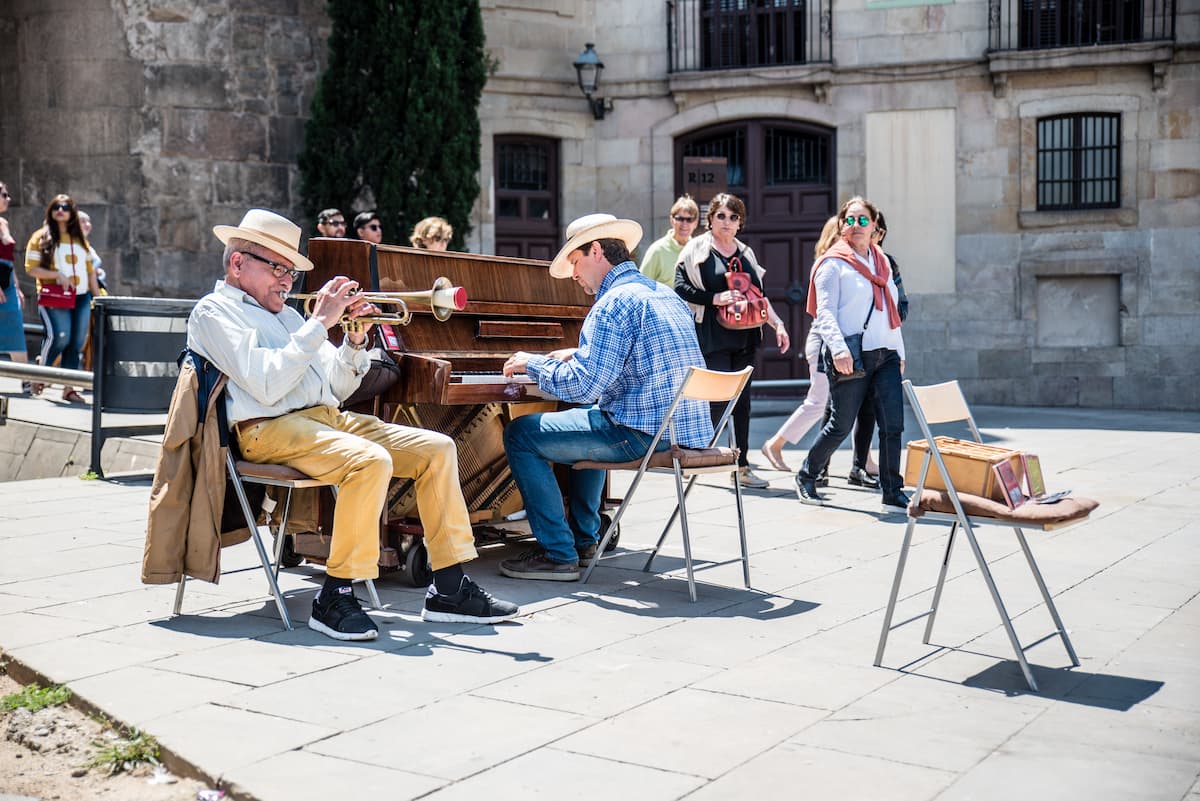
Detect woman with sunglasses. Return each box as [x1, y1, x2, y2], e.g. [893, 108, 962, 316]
[794, 196, 907, 512]
[639, 195, 699, 287]
[409, 216, 453, 251]
[0, 182, 32, 392]
[835, 210, 910, 488]
[675, 192, 790, 489]
[23, 194, 102, 404]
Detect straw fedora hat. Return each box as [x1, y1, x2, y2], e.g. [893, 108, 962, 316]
[212, 208, 313, 272]
[548, 213, 643, 279]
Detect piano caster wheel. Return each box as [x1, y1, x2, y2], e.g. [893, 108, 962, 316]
[406, 541, 432, 588]
[599, 513, 621, 552]
[275, 534, 304, 569]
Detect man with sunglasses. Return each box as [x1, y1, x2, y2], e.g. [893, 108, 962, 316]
[353, 211, 383, 244]
[316, 208, 347, 238]
[185, 209, 520, 640]
[639, 195, 699, 287]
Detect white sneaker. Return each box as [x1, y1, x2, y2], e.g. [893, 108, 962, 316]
[732, 466, 769, 489]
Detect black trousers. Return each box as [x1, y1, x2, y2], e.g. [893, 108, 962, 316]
[703, 346, 755, 467]
[800, 348, 905, 494]
[820, 389, 877, 471]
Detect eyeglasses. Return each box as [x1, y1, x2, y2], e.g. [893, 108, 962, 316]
[324, 219, 346, 227]
[51, 203, 72, 212]
[365, 223, 381, 231]
[844, 215, 872, 227]
[713, 211, 740, 222]
[0, 192, 11, 199]
[672, 215, 696, 224]
[432, 235, 451, 243]
[238, 251, 301, 281]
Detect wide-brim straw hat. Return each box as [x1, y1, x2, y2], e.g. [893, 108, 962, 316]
[548, 213, 643, 279]
[212, 208, 313, 271]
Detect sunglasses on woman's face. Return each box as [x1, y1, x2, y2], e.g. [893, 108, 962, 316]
[672, 215, 696, 224]
[365, 223, 381, 231]
[52, 203, 72, 212]
[713, 211, 740, 222]
[844, 215, 871, 227]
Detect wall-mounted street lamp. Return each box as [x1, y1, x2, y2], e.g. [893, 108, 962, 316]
[573, 43, 613, 120]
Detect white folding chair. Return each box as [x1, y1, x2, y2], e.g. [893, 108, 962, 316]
[875, 379, 1095, 691]
[576, 365, 754, 602]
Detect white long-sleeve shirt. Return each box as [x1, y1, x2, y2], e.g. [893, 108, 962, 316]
[187, 280, 370, 426]
[809, 251, 905, 360]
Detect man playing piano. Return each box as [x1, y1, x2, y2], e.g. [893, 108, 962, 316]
[500, 213, 714, 581]
[189, 209, 519, 640]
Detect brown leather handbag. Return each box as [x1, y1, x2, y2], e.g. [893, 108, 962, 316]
[715, 256, 769, 330]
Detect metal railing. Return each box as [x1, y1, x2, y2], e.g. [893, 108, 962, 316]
[668, 0, 833, 73]
[988, 0, 1176, 51]
[0, 360, 93, 388]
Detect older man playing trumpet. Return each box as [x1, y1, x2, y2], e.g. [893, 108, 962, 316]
[188, 209, 519, 641]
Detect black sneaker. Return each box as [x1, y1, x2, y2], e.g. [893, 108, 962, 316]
[881, 490, 911, 514]
[308, 585, 378, 641]
[499, 549, 580, 581]
[421, 576, 520, 624]
[795, 474, 826, 506]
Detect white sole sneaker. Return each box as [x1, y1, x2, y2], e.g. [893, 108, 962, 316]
[307, 616, 379, 641]
[421, 608, 521, 624]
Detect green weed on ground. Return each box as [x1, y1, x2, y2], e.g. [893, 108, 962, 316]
[1, 683, 72, 712]
[88, 727, 161, 776]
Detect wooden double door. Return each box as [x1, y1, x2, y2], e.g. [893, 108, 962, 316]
[676, 119, 836, 389]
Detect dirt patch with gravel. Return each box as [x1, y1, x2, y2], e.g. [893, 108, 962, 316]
[0, 672, 213, 801]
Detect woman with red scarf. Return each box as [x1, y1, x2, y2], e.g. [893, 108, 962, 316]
[794, 196, 907, 512]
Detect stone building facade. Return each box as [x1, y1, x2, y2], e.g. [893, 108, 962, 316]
[1, 0, 1196, 409]
[0, 0, 329, 299]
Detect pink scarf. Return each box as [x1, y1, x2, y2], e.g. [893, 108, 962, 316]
[805, 240, 901, 329]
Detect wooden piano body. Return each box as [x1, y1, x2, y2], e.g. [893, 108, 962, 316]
[291, 238, 597, 579]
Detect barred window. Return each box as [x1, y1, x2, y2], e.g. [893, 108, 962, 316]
[764, 127, 828, 185]
[1037, 113, 1121, 210]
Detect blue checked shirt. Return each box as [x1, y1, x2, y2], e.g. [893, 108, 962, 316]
[526, 261, 715, 449]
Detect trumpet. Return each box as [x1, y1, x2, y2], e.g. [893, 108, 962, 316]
[288, 277, 468, 335]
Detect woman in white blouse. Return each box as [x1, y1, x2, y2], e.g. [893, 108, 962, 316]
[794, 196, 908, 512]
[23, 194, 102, 403]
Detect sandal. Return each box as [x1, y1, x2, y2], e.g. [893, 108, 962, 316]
[62, 388, 87, 405]
[759, 442, 791, 472]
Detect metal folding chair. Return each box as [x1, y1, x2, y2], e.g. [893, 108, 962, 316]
[576, 365, 754, 601]
[172, 397, 381, 631]
[875, 379, 1095, 691]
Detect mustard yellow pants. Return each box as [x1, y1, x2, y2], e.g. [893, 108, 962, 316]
[236, 406, 478, 579]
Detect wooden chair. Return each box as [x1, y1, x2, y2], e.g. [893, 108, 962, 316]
[874, 379, 1096, 691]
[575, 366, 754, 602]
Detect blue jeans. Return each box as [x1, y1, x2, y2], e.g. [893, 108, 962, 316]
[38, 292, 92, 370]
[503, 406, 668, 564]
[801, 348, 905, 494]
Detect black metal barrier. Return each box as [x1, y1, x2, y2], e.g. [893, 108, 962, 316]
[90, 296, 196, 477]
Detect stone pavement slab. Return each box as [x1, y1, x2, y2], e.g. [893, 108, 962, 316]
[0, 403, 1198, 800]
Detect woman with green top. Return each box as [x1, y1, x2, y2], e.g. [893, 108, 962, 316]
[638, 195, 698, 286]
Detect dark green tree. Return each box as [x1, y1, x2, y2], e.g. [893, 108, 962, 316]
[299, 0, 489, 249]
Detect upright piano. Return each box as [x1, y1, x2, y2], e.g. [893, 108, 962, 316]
[297, 237, 595, 578]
